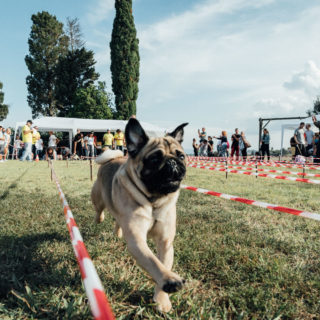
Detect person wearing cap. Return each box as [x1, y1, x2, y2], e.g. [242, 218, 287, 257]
[114, 129, 125, 151]
[103, 129, 114, 150]
[20, 120, 34, 161]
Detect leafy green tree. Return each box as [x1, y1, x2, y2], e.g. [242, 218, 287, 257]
[0, 82, 9, 121]
[307, 96, 320, 116]
[68, 81, 114, 119]
[110, 0, 140, 120]
[55, 48, 99, 116]
[25, 11, 68, 117]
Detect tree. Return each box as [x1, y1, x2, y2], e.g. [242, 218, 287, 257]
[67, 81, 114, 119]
[110, 0, 140, 120]
[25, 11, 68, 118]
[55, 48, 99, 116]
[65, 17, 85, 52]
[0, 82, 9, 121]
[307, 96, 320, 116]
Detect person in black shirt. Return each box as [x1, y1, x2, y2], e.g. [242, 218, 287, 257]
[192, 138, 199, 156]
[73, 129, 83, 158]
[231, 128, 241, 161]
[207, 136, 214, 157]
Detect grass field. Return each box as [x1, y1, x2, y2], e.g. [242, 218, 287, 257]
[0, 160, 319, 319]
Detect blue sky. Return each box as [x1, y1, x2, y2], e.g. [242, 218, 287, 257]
[1, 0, 320, 151]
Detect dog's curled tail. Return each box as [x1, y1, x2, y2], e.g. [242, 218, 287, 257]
[95, 149, 124, 164]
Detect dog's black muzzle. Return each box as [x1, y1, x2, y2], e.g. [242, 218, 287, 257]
[142, 158, 186, 195]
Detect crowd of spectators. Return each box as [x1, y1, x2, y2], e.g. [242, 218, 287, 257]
[0, 119, 127, 162]
[290, 116, 320, 162]
[193, 127, 252, 161]
[192, 116, 320, 162]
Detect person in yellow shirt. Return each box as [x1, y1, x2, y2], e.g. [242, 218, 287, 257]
[20, 120, 33, 161]
[32, 126, 40, 156]
[103, 129, 114, 150]
[114, 129, 125, 151]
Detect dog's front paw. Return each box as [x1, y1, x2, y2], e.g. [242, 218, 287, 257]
[162, 275, 185, 293]
[154, 291, 172, 313]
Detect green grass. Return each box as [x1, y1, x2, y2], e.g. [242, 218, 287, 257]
[0, 161, 319, 319]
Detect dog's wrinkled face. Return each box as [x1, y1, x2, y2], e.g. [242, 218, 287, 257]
[125, 119, 188, 195]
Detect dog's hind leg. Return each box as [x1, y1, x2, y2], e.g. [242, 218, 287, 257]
[91, 182, 105, 223]
[114, 222, 123, 238]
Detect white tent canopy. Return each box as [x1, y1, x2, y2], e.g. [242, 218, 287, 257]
[14, 117, 167, 151]
[280, 117, 318, 157]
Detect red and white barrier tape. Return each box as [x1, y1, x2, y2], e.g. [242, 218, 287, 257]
[188, 162, 320, 178]
[189, 159, 320, 171]
[181, 184, 320, 222]
[49, 162, 115, 320]
[187, 164, 320, 185]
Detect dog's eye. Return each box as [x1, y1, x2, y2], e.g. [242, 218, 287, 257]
[179, 154, 185, 161]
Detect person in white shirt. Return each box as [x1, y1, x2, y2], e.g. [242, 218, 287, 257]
[48, 131, 59, 160]
[84, 132, 96, 158]
[3, 128, 11, 160]
[14, 134, 22, 159]
[294, 122, 306, 156]
[305, 124, 314, 156]
[35, 137, 43, 159]
[0, 126, 5, 162]
[48, 131, 59, 149]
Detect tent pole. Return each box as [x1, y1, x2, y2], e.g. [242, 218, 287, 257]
[280, 125, 284, 161]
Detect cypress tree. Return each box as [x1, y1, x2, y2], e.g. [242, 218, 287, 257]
[0, 82, 9, 121]
[110, 0, 140, 120]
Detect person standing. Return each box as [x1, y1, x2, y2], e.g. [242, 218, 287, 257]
[14, 134, 22, 159]
[294, 122, 306, 157]
[35, 135, 44, 159]
[214, 131, 228, 158]
[260, 128, 270, 161]
[305, 124, 314, 156]
[207, 136, 214, 157]
[103, 129, 114, 150]
[192, 138, 199, 156]
[114, 129, 125, 151]
[312, 116, 320, 163]
[239, 131, 250, 161]
[231, 128, 241, 161]
[198, 127, 207, 156]
[20, 120, 34, 161]
[32, 126, 40, 157]
[0, 126, 5, 162]
[85, 132, 96, 158]
[48, 131, 59, 160]
[3, 128, 11, 160]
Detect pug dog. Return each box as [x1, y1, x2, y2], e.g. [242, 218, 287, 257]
[91, 118, 188, 312]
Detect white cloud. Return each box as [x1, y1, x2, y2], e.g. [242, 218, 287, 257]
[284, 60, 320, 97]
[87, 0, 114, 25]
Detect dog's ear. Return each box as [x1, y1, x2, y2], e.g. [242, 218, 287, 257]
[125, 118, 149, 158]
[168, 123, 188, 144]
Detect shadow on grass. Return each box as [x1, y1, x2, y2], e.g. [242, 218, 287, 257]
[0, 168, 29, 200]
[0, 232, 71, 298]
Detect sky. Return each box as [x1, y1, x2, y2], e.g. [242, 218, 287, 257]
[1, 0, 320, 152]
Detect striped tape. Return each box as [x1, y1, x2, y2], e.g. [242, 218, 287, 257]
[49, 162, 115, 320]
[188, 162, 320, 178]
[189, 159, 320, 171]
[187, 164, 320, 185]
[181, 184, 320, 222]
